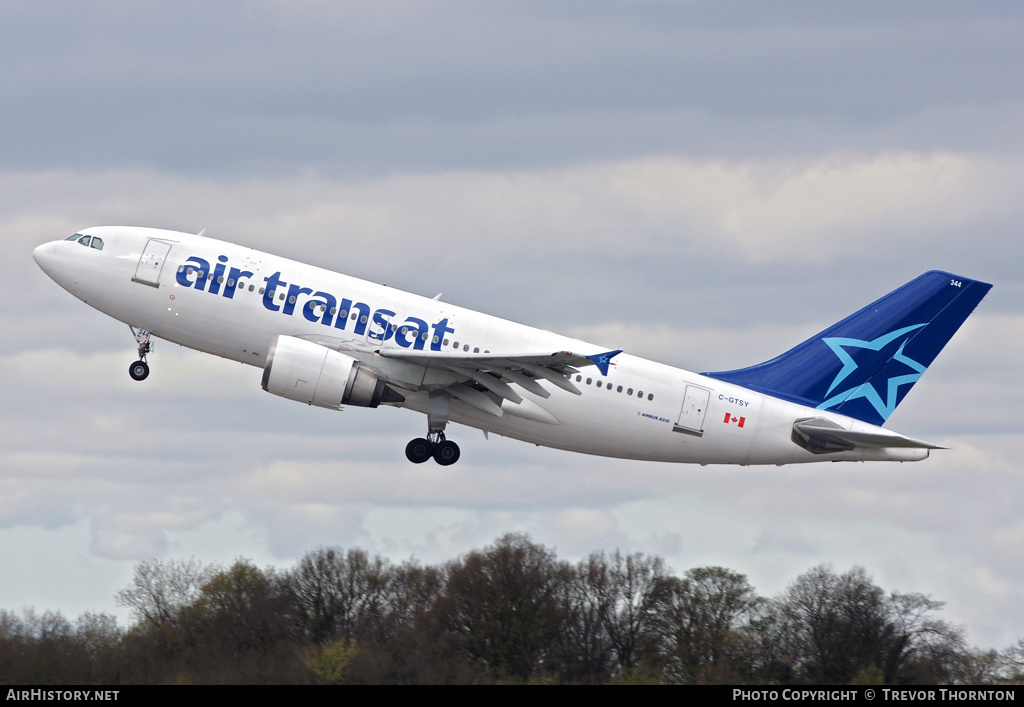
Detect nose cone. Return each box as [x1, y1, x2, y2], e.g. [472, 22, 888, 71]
[33, 241, 58, 277]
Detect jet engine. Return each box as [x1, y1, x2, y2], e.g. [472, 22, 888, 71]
[261, 335, 388, 409]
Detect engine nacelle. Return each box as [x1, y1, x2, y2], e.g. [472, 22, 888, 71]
[261, 335, 387, 409]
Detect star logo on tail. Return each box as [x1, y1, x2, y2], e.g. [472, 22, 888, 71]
[815, 324, 927, 421]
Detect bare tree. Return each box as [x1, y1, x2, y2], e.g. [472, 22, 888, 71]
[115, 558, 215, 633]
[288, 547, 394, 645]
[437, 533, 567, 682]
[766, 565, 970, 685]
[653, 566, 762, 684]
[589, 550, 666, 676]
[552, 554, 616, 683]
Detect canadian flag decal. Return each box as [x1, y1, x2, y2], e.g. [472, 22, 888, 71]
[723, 412, 746, 428]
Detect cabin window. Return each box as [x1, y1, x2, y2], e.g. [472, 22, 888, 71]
[443, 339, 450, 346]
[432, 336, 440, 344]
[586, 378, 592, 385]
[423, 333, 430, 341]
[576, 375, 582, 382]
[177, 265, 184, 272]
[617, 385, 623, 393]
[227, 278, 234, 287]
[453, 341, 459, 348]
[360, 315, 368, 324]
[218, 276, 224, 284]
[627, 388, 633, 395]
[596, 380, 602, 388]
[638, 391, 644, 398]
[279, 292, 285, 301]
[473, 347, 479, 353]
[463, 344, 469, 351]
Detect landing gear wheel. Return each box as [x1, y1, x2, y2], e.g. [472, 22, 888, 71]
[129, 360, 150, 381]
[128, 327, 153, 382]
[433, 440, 461, 466]
[405, 438, 433, 464]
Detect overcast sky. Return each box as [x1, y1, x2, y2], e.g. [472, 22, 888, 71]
[4, 1, 1024, 649]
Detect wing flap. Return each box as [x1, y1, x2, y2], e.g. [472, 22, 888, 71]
[379, 348, 622, 399]
[448, 383, 504, 418]
[379, 349, 591, 368]
[444, 365, 524, 404]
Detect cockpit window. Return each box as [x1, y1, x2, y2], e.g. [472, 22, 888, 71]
[66, 233, 83, 241]
[90, 237, 104, 250]
[77, 235, 92, 247]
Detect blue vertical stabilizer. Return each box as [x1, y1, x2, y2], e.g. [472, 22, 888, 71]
[704, 271, 992, 426]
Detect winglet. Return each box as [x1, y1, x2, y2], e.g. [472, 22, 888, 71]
[586, 350, 622, 376]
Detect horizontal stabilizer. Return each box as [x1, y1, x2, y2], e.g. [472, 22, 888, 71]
[793, 417, 944, 455]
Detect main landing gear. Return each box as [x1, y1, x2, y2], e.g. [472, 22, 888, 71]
[405, 390, 461, 465]
[406, 431, 461, 466]
[128, 327, 153, 381]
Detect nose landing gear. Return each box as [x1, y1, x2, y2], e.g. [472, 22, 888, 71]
[128, 326, 153, 381]
[405, 431, 461, 466]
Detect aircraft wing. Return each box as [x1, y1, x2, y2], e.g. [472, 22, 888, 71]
[379, 348, 600, 396]
[377, 348, 623, 417]
[297, 333, 622, 418]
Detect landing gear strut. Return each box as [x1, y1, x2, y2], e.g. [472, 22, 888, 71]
[129, 326, 153, 381]
[405, 431, 461, 466]
[405, 391, 461, 465]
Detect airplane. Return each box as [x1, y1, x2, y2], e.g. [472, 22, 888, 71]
[33, 226, 991, 466]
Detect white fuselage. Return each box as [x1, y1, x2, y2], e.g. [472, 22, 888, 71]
[33, 226, 929, 465]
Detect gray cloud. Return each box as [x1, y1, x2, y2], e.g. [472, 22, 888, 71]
[3, 2, 1024, 176]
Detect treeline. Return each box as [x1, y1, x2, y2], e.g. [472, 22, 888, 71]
[1, 533, 1022, 685]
